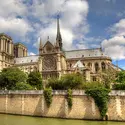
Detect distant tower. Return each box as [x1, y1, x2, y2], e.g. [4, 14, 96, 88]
[14, 43, 27, 58]
[56, 15, 62, 50]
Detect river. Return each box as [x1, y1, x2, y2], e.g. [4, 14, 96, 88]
[0, 114, 124, 125]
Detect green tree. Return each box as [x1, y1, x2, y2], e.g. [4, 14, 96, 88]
[99, 69, 117, 89]
[47, 73, 84, 90]
[61, 73, 84, 89]
[116, 71, 125, 84]
[27, 71, 43, 90]
[0, 67, 27, 90]
[15, 82, 33, 90]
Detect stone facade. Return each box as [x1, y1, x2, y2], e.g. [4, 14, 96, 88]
[14, 43, 27, 58]
[0, 33, 14, 71]
[0, 90, 125, 121]
[0, 18, 122, 81]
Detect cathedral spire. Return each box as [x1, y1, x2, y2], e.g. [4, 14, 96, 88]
[39, 37, 43, 55]
[56, 15, 62, 50]
[39, 37, 42, 48]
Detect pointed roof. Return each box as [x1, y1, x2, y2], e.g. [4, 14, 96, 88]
[43, 40, 54, 49]
[73, 60, 85, 69]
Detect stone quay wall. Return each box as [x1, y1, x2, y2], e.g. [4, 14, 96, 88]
[0, 90, 125, 121]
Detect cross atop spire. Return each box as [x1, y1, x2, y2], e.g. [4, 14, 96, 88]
[47, 36, 49, 41]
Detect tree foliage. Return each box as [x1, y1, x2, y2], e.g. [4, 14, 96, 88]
[27, 71, 43, 90]
[99, 69, 117, 89]
[82, 81, 105, 90]
[112, 71, 125, 90]
[47, 77, 63, 90]
[44, 87, 52, 107]
[15, 82, 33, 90]
[47, 73, 84, 90]
[67, 89, 73, 108]
[0, 67, 27, 90]
[116, 71, 125, 84]
[113, 83, 125, 90]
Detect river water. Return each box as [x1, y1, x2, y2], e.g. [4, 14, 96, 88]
[0, 114, 124, 125]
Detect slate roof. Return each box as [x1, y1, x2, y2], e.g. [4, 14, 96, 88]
[15, 55, 39, 64]
[65, 48, 108, 59]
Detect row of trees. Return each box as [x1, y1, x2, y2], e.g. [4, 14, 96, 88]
[0, 67, 42, 90]
[0, 67, 125, 90]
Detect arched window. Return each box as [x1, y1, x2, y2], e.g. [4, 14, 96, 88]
[95, 62, 99, 73]
[34, 66, 37, 71]
[7, 40, 10, 53]
[88, 62, 92, 68]
[93, 76, 96, 81]
[83, 63, 85, 66]
[23, 49, 25, 57]
[70, 63, 72, 68]
[102, 62, 106, 71]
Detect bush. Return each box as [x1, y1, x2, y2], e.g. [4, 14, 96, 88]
[61, 73, 84, 89]
[15, 82, 33, 90]
[44, 87, 52, 107]
[27, 71, 43, 90]
[67, 89, 72, 108]
[85, 88, 110, 119]
[47, 77, 64, 90]
[82, 81, 105, 90]
[47, 73, 84, 90]
[113, 83, 125, 90]
[116, 71, 125, 84]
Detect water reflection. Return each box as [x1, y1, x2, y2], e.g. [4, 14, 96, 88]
[0, 114, 124, 125]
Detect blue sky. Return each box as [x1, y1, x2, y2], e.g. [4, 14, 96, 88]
[0, 0, 125, 69]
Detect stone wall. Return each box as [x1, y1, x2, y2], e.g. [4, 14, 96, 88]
[0, 90, 125, 121]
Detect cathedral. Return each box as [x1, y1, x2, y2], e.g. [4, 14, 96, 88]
[0, 18, 121, 81]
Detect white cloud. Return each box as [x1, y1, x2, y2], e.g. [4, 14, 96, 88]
[102, 36, 125, 48]
[0, 0, 26, 18]
[0, 17, 32, 39]
[102, 35, 125, 60]
[103, 45, 125, 60]
[0, 0, 31, 42]
[102, 19, 125, 60]
[33, 0, 89, 50]
[0, 0, 89, 50]
[29, 52, 36, 56]
[109, 19, 125, 36]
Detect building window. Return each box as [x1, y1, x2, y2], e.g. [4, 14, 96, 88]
[88, 62, 92, 68]
[7, 41, 10, 53]
[83, 63, 85, 66]
[95, 62, 99, 73]
[102, 62, 106, 71]
[93, 76, 96, 81]
[70, 63, 72, 68]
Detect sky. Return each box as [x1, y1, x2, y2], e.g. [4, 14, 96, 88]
[0, 0, 125, 69]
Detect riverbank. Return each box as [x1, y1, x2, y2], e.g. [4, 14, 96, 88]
[0, 90, 125, 121]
